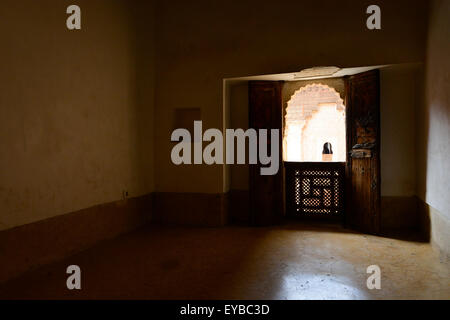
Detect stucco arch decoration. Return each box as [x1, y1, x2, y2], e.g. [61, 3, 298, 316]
[283, 84, 346, 161]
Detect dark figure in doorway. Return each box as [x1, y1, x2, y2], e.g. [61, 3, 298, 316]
[323, 142, 333, 154]
[322, 142, 333, 162]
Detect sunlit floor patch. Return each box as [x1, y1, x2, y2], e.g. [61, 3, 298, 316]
[278, 273, 370, 300]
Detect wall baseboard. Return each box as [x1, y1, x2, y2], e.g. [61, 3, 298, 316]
[228, 193, 425, 230]
[0, 193, 153, 284]
[417, 197, 450, 260]
[228, 190, 250, 224]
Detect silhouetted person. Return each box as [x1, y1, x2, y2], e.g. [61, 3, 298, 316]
[322, 142, 333, 162]
[322, 142, 333, 154]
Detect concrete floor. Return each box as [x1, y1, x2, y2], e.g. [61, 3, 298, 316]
[0, 223, 449, 299]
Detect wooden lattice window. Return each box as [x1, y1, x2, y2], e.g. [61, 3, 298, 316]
[285, 162, 345, 217]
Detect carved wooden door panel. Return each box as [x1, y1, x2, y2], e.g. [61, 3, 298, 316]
[248, 81, 283, 226]
[345, 70, 381, 234]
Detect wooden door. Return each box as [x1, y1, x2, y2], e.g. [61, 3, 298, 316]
[345, 70, 381, 234]
[248, 81, 283, 226]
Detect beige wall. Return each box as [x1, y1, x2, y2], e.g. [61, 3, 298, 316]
[135, 0, 156, 198]
[154, 0, 429, 194]
[417, 0, 450, 218]
[380, 65, 421, 197]
[0, 0, 155, 231]
[416, 0, 450, 255]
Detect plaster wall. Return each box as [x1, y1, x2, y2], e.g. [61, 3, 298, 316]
[0, 0, 155, 231]
[416, 0, 450, 256]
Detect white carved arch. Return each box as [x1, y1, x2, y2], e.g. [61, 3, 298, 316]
[283, 84, 346, 161]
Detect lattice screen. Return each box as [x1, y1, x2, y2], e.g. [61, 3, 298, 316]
[286, 163, 345, 216]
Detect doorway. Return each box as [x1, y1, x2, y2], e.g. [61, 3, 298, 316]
[283, 83, 347, 221]
[247, 69, 381, 234]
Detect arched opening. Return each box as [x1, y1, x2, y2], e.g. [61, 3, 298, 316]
[283, 84, 346, 162]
